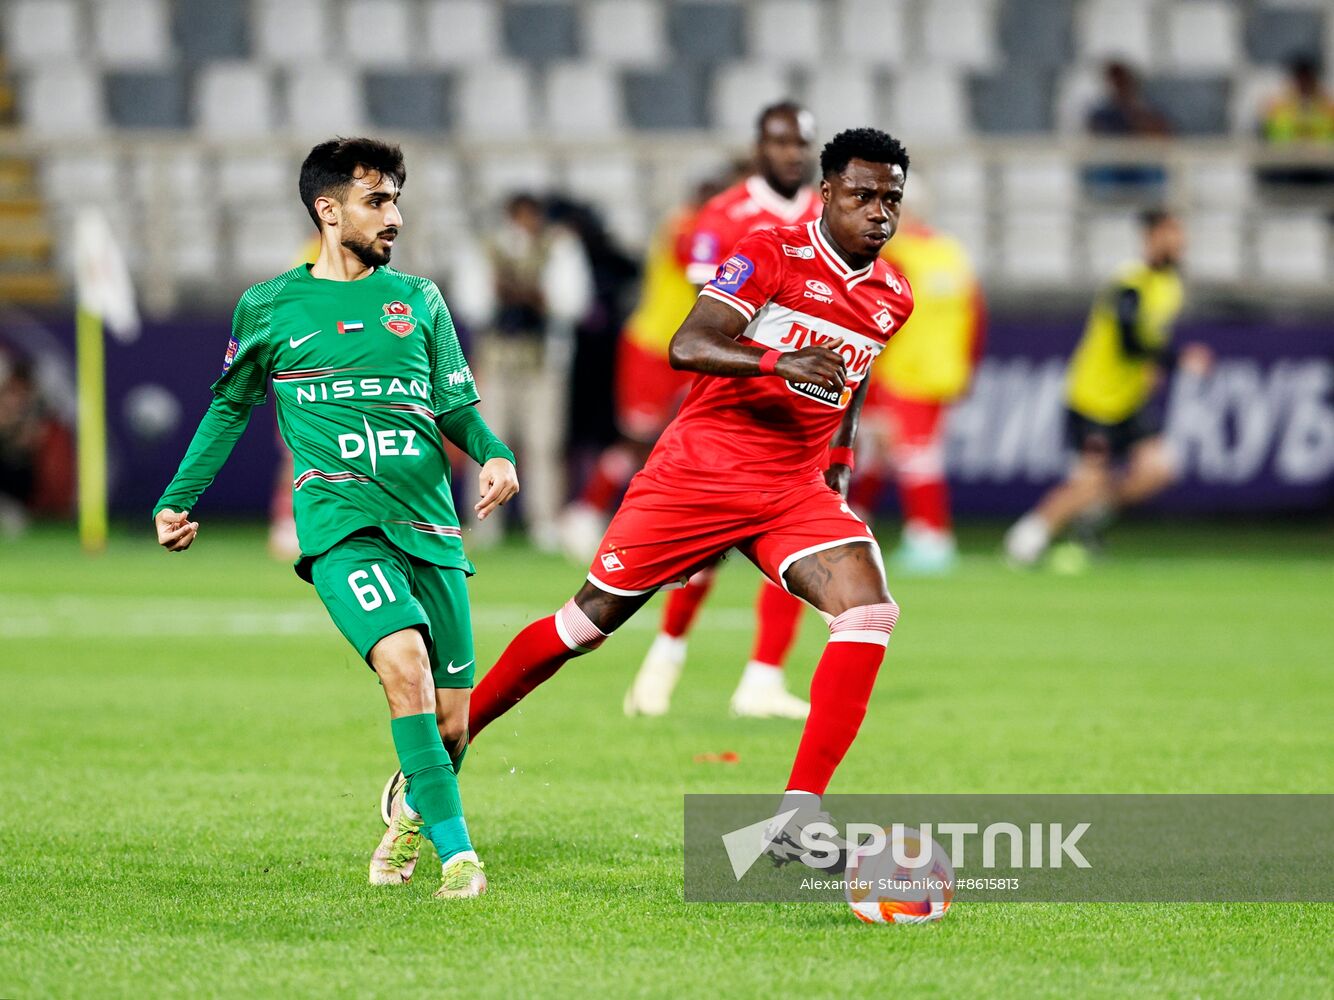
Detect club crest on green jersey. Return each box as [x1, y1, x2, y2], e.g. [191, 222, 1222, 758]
[380, 300, 417, 337]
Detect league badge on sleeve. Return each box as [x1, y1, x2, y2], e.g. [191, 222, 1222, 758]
[713, 254, 754, 292]
[380, 301, 417, 338]
[221, 335, 239, 373]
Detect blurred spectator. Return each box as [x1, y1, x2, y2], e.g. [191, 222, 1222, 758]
[1261, 58, 1334, 144]
[1085, 61, 1170, 198]
[0, 355, 74, 534]
[1087, 62, 1172, 137]
[450, 193, 593, 550]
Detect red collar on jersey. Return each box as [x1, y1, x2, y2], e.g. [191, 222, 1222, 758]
[806, 221, 876, 290]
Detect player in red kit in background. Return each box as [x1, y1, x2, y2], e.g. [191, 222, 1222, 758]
[620, 102, 826, 721]
[468, 129, 913, 851]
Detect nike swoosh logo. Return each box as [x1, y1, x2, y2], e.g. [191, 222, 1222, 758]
[289, 330, 320, 349]
[445, 660, 474, 674]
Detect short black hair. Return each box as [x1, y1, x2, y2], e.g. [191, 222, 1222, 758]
[820, 128, 910, 179]
[299, 137, 406, 229]
[1139, 208, 1176, 230]
[756, 100, 807, 136]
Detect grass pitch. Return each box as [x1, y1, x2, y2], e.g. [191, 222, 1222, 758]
[1, 519, 1330, 998]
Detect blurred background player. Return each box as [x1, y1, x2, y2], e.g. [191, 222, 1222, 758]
[451, 193, 592, 551]
[851, 186, 985, 575]
[560, 163, 744, 557]
[1004, 210, 1212, 568]
[619, 101, 824, 719]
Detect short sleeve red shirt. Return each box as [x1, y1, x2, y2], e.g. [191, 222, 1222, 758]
[644, 222, 915, 491]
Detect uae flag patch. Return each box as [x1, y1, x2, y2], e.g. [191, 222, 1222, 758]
[337, 320, 364, 334]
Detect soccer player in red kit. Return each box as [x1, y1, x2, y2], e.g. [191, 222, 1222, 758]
[624, 101, 824, 721]
[469, 129, 914, 847]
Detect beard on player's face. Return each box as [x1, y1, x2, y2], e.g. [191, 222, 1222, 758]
[340, 219, 396, 267]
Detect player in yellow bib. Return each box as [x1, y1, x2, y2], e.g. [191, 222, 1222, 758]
[1005, 210, 1212, 567]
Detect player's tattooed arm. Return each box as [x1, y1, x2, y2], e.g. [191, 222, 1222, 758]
[668, 298, 848, 391]
[824, 377, 870, 497]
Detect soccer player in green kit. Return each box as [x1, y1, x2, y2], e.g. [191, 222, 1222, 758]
[153, 138, 517, 900]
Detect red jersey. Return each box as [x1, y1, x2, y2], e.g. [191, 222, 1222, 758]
[644, 221, 914, 491]
[682, 175, 823, 286]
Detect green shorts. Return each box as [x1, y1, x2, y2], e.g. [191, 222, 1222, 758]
[310, 530, 476, 688]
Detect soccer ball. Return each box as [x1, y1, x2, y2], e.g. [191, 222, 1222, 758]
[844, 826, 955, 924]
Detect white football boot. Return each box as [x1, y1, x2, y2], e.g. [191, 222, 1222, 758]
[623, 634, 687, 716]
[762, 793, 847, 872]
[729, 662, 810, 719]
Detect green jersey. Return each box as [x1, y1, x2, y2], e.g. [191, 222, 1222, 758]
[158, 264, 510, 579]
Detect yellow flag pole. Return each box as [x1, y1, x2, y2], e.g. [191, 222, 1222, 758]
[76, 305, 108, 553]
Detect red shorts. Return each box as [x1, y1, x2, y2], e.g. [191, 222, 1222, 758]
[587, 471, 878, 596]
[614, 339, 694, 442]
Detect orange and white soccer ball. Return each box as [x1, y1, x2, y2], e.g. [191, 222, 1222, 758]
[844, 826, 955, 924]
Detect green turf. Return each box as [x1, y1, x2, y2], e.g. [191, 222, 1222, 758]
[1, 519, 1331, 998]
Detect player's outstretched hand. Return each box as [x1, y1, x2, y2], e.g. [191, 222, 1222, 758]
[476, 457, 519, 520]
[155, 508, 199, 553]
[775, 338, 847, 392]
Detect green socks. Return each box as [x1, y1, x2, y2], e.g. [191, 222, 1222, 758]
[390, 713, 473, 862]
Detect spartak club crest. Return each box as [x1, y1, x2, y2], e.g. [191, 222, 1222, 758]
[380, 300, 417, 337]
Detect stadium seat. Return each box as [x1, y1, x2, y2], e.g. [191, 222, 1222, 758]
[41, 152, 121, 207]
[1184, 210, 1243, 282]
[106, 70, 188, 129]
[887, 66, 970, 142]
[1183, 157, 1255, 208]
[1245, 6, 1326, 63]
[831, 0, 907, 67]
[1255, 214, 1329, 284]
[1084, 211, 1141, 275]
[195, 63, 276, 136]
[1164, 0, 1239, 73]
[582, 0, 666, 67]
[710, 63, 794, 136]
[1000, 209, 1075, 283]
[623, 67, 708, 130]
[93, 0, 172, 68]
[341, 1, 414, 66]
[252, 0, 331, 65]
[997, 0, 1074, 69]
[129, 148, 210, 206]
[216, 153, 290, 204]
[563, 153, 640, 208]
[920, 0, 999, 70]
[232, 205, 313, 282]
[971, 66, 1054, 133]
[166, 205, 222, 281]
[803, 66, 879, 136]
[422, 0, 502, 65]
[174, 0, 249, 62]
[1077, 0, 1155, 68]
[412, 152, 467, 206]
[747, 0, 824, 66]
[285, 68, 366, 136]
[1143, 76, 1231, 135]
[544, 64, 623, 137]
[471, 152, 556, 204]
[603, 202, 650, 251]
[454, 62, 535, 137]
[929, 154, 987, 210]
[504, 2, 579, 61]
[3, 0, 82, 67]
[365, 72, 452, 132]
[669, 2, 745, 64]
[20, 65, 104, 136]
[1001, 158, 1077, 208]
[933, 206, 991, 276]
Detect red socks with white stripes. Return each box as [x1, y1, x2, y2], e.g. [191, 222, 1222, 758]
[468, 599, 607, 739]
[750, 578, 805, 667]
[660, 569, 715, 639]
[786, 603, 900, 795]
